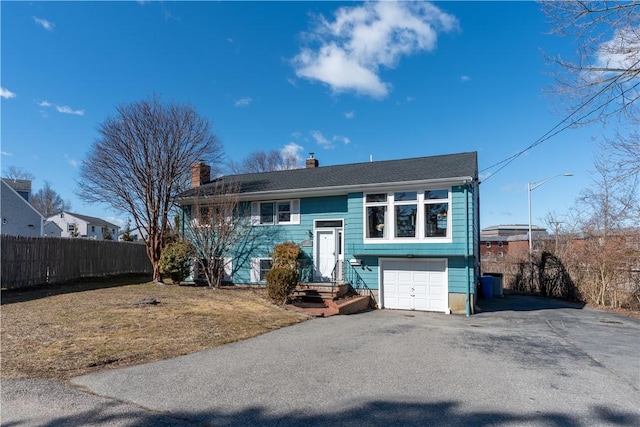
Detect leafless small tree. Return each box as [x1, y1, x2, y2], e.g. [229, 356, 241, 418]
[228, 149, 302, 174]
[31, 181, 72, 217]
[544, 151, 640, 308]
[542, 1, 640, 124]
[78, 96, 223, 282]
[2, 166, 35, 181]
[183, 181, 251, 288]
[598, 111, 640, 182]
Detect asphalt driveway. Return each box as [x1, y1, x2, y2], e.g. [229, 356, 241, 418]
[2, 295, 639, 426]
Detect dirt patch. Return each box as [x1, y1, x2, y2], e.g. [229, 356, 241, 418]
[1, 277, 309, 380]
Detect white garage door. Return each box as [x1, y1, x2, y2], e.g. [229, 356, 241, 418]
[381, 259, 448, 312]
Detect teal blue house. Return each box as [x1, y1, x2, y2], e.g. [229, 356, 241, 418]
[178, 151, 480, 314]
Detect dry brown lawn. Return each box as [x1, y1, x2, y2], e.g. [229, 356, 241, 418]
[1, 275, 309, 380]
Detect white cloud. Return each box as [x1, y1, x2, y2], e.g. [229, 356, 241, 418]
[310, 131, 351, 149]
[65, 155, 80, 168]
[32, 16, 55, 31]
[344, 111, 355, 119]
[234, 97, 252, 108]
[310, 130, 333, 149]
[595, 27, 640, 78]
[461, 75, 471, 82]
[38, 100, 84, 116]
[1, 151, 13, 156]
[56, 105, 85, 116]
[0, 87, 16, 99]
[333, 135, 351, 145]
[292, 1, 458, 98]
[281, 142, 304, 165]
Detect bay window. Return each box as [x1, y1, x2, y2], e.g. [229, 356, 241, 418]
[364, 189, 451, 241]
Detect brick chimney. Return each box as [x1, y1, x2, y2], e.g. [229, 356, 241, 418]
[305, 152, 319, 169]
[191, 162, 211, 188]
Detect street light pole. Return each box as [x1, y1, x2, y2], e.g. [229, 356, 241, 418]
[527, 173, 573, 289]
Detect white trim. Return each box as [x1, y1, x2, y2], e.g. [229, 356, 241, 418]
[363, 188, 453, 244]
[177, 177, 474, 204]
[251, 199, 300, 226]
[223, 257, 233, 281]
[313, 219, 345, 281]
[250, 257, 272, 283]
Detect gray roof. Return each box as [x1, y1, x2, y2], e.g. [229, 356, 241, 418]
[178, 151, 477, 200]
[1, 178, 32, 193]
[62, 212, 119, 229]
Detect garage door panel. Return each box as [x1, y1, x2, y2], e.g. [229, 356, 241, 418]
[382, 259, 448, 313]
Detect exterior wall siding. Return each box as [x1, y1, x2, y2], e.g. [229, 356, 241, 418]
[1, 180, 43, 237]
[222, 184, 479, 304]
[230, 196, 348, 284]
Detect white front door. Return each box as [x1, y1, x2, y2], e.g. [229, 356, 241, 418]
[316, 230, 336, 281]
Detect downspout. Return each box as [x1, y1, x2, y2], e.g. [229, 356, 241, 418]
[464, 180, 471, 316]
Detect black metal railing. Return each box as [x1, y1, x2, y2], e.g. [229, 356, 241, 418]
[298, 259, 375, 303]
[297, 258, 316, 283]
[343, 261, 376, 305]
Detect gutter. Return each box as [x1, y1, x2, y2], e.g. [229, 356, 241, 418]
[176, 176, 475, 205]
[465, 180, 471, 316]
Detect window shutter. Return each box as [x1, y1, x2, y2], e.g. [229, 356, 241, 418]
[250, 258, 259, 282]
[291, 199, 300, 224]
[251, 202, 260, 226]
[223, 257, 232, 281]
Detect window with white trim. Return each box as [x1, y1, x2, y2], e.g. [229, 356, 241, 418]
[365, 193, 387, 238]
[364, 188, 451, 242]
[250, 258, 272, 282]
[252, 200, 300, 225]
[424, 190, 449, 238]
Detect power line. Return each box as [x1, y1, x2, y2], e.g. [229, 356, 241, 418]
[480, 57, 640, 183]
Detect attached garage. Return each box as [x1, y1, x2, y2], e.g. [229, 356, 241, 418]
[380, 259, 448, 312]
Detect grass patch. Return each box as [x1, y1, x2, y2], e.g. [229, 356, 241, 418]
[1, 278, 309, 380]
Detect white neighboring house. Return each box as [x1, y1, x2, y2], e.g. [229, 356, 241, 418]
[0, 178, 44, 236]
[47, 212, 120, 240]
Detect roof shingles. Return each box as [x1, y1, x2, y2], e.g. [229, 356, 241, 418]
[178, 151, 477, 199]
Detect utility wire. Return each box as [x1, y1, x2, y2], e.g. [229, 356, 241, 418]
[480, 57, 640, 183]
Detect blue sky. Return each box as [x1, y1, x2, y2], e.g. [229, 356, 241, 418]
[2, 1, 600, 230]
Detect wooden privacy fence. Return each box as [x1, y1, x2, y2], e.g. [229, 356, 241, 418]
[1, 235, 152, 289]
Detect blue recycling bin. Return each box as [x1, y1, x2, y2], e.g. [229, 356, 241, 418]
[480, 276, 493, 299]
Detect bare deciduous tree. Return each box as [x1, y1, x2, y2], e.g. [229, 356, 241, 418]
[229, 149, 302, 174]
[2, 166, 35, 181]
[78, 96, 223, 282]
[598, 111, 640, 181]
[183, 181, 251, 288]
[31, 181, 71, 217]
[542, 1, 640, 124]
[545, 152, 640, 308]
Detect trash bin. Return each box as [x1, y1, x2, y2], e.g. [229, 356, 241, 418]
[484, 273, 504, 297]
[480, 276, 493, 299]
